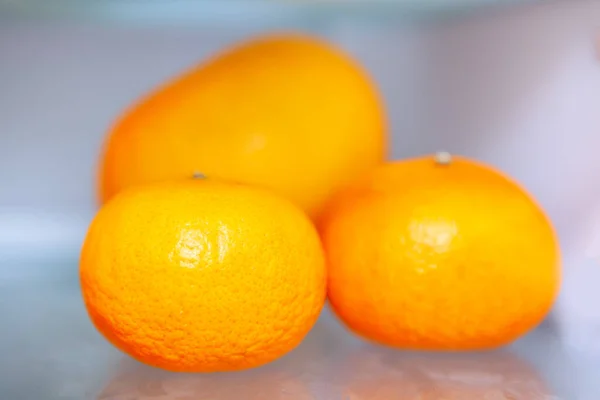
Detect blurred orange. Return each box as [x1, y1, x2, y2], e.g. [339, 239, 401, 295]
[98, 33, 387, 221]
[320, 152, 561, 350]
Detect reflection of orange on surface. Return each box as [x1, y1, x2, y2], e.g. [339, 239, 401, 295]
[97, 359, 314, 400]
[331, 347, 552, 400]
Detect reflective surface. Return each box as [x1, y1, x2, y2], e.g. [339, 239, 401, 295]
[0, 257, 598, 400]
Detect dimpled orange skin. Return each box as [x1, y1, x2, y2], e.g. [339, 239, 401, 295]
[319, 154, 561, 350]
[80, 179, 327, 372]
[98, 33, 387, 222]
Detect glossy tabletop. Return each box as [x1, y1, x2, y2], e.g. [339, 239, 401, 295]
[1, 256, 598, 400]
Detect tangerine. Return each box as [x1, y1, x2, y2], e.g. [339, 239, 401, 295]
[80, 178, 326, 372]
[98, 33, 387, 221]
[319, 152, 561, 350]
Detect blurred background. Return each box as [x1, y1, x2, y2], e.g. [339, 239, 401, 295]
[2, 0, 600, 399]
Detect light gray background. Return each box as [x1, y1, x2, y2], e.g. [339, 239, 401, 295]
[2, 0, 600, 398]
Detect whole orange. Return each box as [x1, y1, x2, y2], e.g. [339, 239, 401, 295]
[98, 33, 387, 221]
[80, 178, 327, 372]
[319, 152, 561, 350]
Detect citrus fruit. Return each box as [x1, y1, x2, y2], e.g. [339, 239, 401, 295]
[319, 152, 561, 350]
[80, 178, 327, 372]
[98, 33, 387, 221]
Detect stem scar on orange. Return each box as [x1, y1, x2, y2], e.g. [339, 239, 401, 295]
[319, 152, 561, 350]
[80, 177, 327, 372]
[98, 32, 387, 222]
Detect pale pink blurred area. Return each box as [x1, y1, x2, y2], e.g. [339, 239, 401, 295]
[2, 0, 600, 399]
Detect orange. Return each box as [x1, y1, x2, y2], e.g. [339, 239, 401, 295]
[98, 33, 387, 222]
[319, 152, 561, 350]
[80, 178, 327, 372]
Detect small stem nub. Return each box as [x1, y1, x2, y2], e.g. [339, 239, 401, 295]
[192, 171, 206, 180]
[434, 151, 452, 166]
